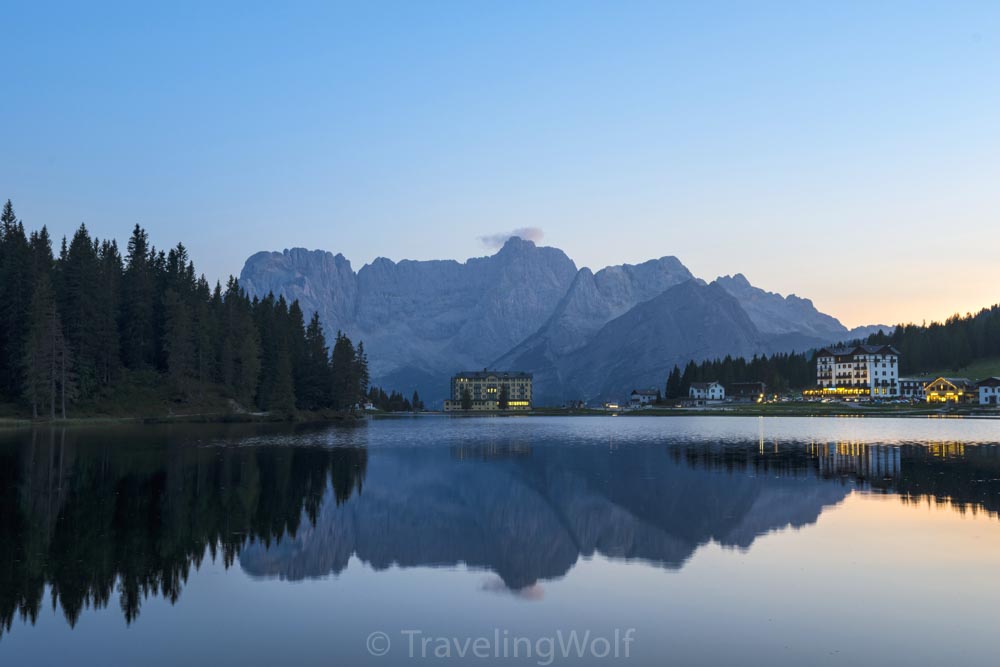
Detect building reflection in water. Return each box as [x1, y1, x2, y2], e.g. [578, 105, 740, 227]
[2, 424, 1000, 638]
[809, 441, 901, 481]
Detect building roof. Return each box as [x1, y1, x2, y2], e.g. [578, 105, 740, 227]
[690, 381, 721, 390]
[631, 389, 658, 396]
[453, 370, 532, 380]
[816, 344, 900, 357]
[976, 377, 1000, 387]
[927, 377, 976, 389]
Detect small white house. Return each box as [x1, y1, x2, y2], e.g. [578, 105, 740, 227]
[629, 389, 658, 407]
[979, 377, 1000, 406]
[689, 381, 725, 401]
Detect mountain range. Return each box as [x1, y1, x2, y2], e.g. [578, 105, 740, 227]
[239, 237, 883, 405]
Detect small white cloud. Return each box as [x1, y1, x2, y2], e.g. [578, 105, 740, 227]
[479, 227, 545, 249]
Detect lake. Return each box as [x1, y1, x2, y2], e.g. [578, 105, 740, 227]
[1, 416, 999, 666]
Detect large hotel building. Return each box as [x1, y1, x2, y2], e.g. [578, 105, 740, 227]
[443, 370, 533, 411]
[806, 344, 901, 398]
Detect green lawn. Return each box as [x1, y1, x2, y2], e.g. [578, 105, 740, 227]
[919, 357, 1000, 381]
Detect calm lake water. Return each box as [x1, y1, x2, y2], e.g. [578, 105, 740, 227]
[2, 416, 999, 666]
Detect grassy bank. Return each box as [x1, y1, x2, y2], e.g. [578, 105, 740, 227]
[429, 403, 1000, 419]
[622, 403, 999, 418]
[922, 357, 1000, 381]
[0, 379, 362, 427]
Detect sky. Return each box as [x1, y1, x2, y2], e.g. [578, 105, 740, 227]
[2, 1, 999, 328]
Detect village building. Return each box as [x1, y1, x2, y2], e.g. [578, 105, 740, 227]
[728, 381, 766, 402]
[899, 377, 931, 401]
[808, 344, 900, 398]
[924, 377, 977, 404]
[977, 377, 1000, 406]
[689, 381, 725, 401]
[443, 370, 533, 411]
[629, 389, 659, 407]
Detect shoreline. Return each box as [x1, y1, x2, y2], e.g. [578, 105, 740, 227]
[0, 410, 364, 428]
[3, 404, 998, 428]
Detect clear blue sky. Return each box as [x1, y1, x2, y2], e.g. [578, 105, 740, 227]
[3, 1, 999, 326]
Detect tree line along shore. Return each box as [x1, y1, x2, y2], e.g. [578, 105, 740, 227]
[0, 200, 371, 421]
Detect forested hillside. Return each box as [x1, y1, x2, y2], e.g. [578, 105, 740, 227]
[0, 200, 368, 419]
[664, 351, 813, 397]
[666, 303, 1000, 397]
[865, 305, 1000, 375]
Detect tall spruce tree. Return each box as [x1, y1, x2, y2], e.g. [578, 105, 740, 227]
[0, 201, 33, 399]
[299, 312, 331, 410]
[23, 275, 75, 419]
[163, 289, 195, 395]
[122, 225, 155, 369]
[95, 240, 123, 385]
[329, 332, 357, 410]
[58, 224, 101, 398]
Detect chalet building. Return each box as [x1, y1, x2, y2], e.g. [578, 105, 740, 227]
[689, 381, 725, 401]
[924, 377, 977, 404]
[899, 377, 931, 401]
[810, 344, 900, 398]
[629, 389, 659, 407]
[977, 377, 1000, 405]
[728, 381, 766, 402]
[443, 370, 532, 411]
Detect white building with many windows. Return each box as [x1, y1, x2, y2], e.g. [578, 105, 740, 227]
[629, 389, 659, 407]
[809, 344, 900, 398]
[899, 377, 931, 401]
[689, 381, 725, 401]
[977, 377, 1000, 406]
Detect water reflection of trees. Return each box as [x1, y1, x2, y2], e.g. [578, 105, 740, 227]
[678, 441, 1000, 517]
[0, 426, 366, 637]
[4, 426, 999, 639]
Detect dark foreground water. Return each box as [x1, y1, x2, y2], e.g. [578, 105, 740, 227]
[2, 416, 1000, 666]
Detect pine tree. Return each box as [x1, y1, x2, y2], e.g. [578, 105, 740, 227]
[330, 332, 357, 410]
[498, 384, 509, 410]
[122, 225, 155, 369]
[58, 224, 101, 397]
[95, 240, 122, 385]
[354, 341, 369, 401]
[299, 312, 331, 410]
[0, 201, 33, 400]
[218, 278, 261, 408]
[22, 275, 74, 419]
[269, 346, 297, 415]
[461, 387, 472, 410]
[665, 365, 682, 398]
[163, 289, 195, 395]
[287, 301, 309, 404]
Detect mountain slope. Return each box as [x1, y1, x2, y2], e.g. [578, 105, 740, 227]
[491, 257, 694, 402]
[240, 237, 578, 399]
[562, 280, 768, 401]
[713, 273, 848, 341]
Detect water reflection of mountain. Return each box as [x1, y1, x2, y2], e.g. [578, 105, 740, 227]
[3, 423, 1000, 637]
[240, 440, 1000, 590]
[0, 425, 367, 637]
[239, 445, 849, 589]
